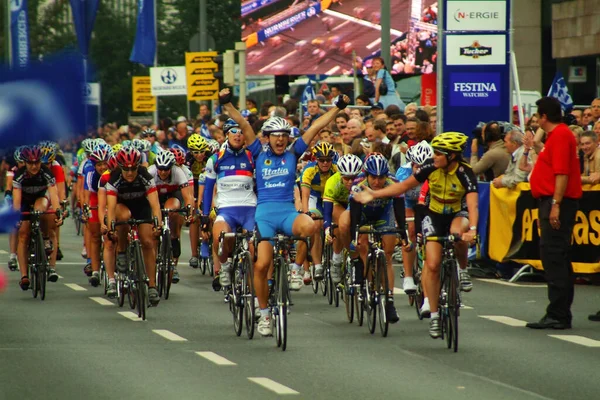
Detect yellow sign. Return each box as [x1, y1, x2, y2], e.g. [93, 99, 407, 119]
[132, 76, 156, 112]
[186, 51, 219, 101]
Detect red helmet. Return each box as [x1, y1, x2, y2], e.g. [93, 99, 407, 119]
[169, 148, 185, 165]
[115, 147, 141, 168]
[107, 155, 118, 171]
[21, 145, 42, 163]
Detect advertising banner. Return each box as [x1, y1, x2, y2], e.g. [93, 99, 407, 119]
[130, 0, 156, 66]
[132, 76, 156, 112]
[10, 0, 30, 69]
[150, 66, 187, 96]
[185, 52, 219, 101]
[69, 0, 100, 57]
[488, 183, 600, 274]
[84, 82, 101, 106]
[441, 0, 510, 154]
[421, 72, 437, 106]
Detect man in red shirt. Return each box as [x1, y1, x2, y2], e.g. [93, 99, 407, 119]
[527, 97, 582, 330]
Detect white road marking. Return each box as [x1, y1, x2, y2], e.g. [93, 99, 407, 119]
[476, 279, 546, 288]
[196, 351, 237, 366]
[461, 305, 474, 310]
[64, 283, 87, 291]
[548, 335, 600, 348]
[366, 37, 382, 49]
[480, 315, 527, 327]
[248, 378, 299, 395]
[57, 275, 63, 279]
[323, 9, 403, 36]
[152, 329, 188, 342]
[89, 297, 114, 306]
[57, 262, 89, 265]
[118, 311, 143, 321]
[0, 250, 8, 254]
[259, 50, 298, 73]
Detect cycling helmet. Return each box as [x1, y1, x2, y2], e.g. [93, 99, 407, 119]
[170, 143, 186, 153]
[207, 139, 220, 153]
[406, 141, 433, 165]
[141, 128, 156, 137]
[121, 140, 132, 148]
[187, 133, 209, 152]
[363, 153, 389, 176]
[430, 132, 468, 153]
[14, 146, 25, 163]
[312, 142, 335, 158]
[40, 145, 56, 164]
[241, 109, 251, 118]
[81, 138, 95, 154]
[222, 118, 239, 134]
[111, 143, 123, 153]
[21, 145, 42, 163]
[90, 143, 113, 164]
[337, 154, 363, 176]
[262, 116, 291, 135]
[116, 146, 141, 168]
[94, 138, 107, 146]
[132, 138, 151, 153]
[169, 148, 186, 165]
[155, 150, 176, 170]
[107, 155, 118, 171]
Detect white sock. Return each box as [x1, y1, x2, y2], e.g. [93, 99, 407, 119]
[314, 263, 322, 270]
[109, 278, 116, 284]
[260, 308, 269, 317]
[431, 311, 439, 319]
[9, 253, 16, 259]
[332, 252, 342, 263]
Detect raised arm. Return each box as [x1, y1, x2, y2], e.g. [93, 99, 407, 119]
[219, 88, 256, 144]
[301, 95, 350, 146]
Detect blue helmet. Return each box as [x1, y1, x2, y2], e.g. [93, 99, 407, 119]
[363, 153, 389, 176]
[222, 118, 239, 134]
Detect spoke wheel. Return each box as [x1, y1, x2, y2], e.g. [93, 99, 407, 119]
[243, 255, 256, 339]
[441, 262, 452, 349]
[164, 241, 173, 300]
[449, 262, 460, 352]
[232, 261, 243, 337]
[366, 282, 376, 334]
[311, 265, 319, 294]
[102, 263, 108, 295]
[117, 275, 126, 307]
[376, 254, 389, 337]
[134, 243, 147, 320]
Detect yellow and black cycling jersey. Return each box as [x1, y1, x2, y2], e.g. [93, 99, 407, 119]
[414, 159, 477, 215]
[300, 161, 338, 199]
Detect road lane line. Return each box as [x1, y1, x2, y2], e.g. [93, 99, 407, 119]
[248, 378, 299, 395]
[64, 283, 87, 291]
[259, 50, 298, 73]
[152, 329, 188, 342]
[89, 297, 114, 306]
[461, 305, 474, 310]
[118, 311, 143, 321]
[480, 315, 527, 327]
[476, 278, 546, 288]
[196, 352, 237, 366]
[548, 335, 600, 348]
[0, 250, 8, 254]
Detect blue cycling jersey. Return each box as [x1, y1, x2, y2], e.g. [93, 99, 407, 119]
[82, 160, 95, 191]
[248, 138, 308, 204]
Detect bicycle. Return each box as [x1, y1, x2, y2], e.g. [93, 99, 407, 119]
[425, 234, 465, 353]
[403, 217, 426, 320]
[322, 223, 340, 307]
[112, 217, 157, 320]
[157, 206, 189, 299]
[73, 203, 84, 236]
[21, 210, 59, 301]
[218, 229, 255, 339]
[198, 233, 214, 276]
[356, 225, 403, 338]
[256, 234, 308, 351]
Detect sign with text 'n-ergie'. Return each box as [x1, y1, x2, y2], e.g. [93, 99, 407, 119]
[132, 76, 156, 112]
[185, 52, 219, 101]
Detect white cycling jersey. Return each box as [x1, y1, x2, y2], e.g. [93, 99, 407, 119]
[204, 150, 256, 209]
[147, 165, 189, 195]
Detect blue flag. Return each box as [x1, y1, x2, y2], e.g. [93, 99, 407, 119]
[10, 0, 30, 68]
[0, 53, 86, 147]
[547, 72, 574, 112]
[0, 202, 20, 234]
[130, 0, 156, 66]
[301, 79, 316, 115]
[69, 0, 100, 57]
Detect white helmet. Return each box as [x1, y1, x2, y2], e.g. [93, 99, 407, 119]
[207, 139, 220, 153]
[81, 138, 95, 154]
[155, 150, 176, 169]
[337, 154, 363, 176]
[132, 138, 151, 153]
[406, 141, 433, 165]
[262, 116, 291, 135]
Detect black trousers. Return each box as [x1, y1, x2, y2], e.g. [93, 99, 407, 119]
[538, 197, 578, 322]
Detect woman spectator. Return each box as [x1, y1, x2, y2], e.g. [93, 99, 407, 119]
[371, 57, 405, 111]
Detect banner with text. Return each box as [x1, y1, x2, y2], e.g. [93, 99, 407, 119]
[132, 76, 156, 112]
[150, 66, 187, 96]
[185, 52, 218, 101]
[488, 183, 600, 274]
[441, 0, 510, 156]
[10, 0, 30, 68]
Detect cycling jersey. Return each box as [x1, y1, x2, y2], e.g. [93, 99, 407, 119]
[413, 159, 477, 215]
[351, 174, 399, 216]
[396, 162, 422, 208]
[202, 145, 256, 214]
[49, 161, 65, 185]
[301, 162, 338, 199]
[180, 164, 194, 186]
[106, 167, 156, 211]
[322, 172, 349, 207]
[249, 138, 308, 204]
[147, 165, 189, 196]
[76, 153, 88, 177]
[184, 152, 208, 177]
[13, 165, 56, 211]
[99, 170, 111, 189]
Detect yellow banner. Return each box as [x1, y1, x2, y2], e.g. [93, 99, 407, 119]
[488, 182, 600, 274]
[185, 52, 219, 101]
[132, 76, 156, 112]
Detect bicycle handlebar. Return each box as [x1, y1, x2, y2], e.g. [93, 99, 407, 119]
[112, 217, 158, 230]
[160, 207, 190, 215]
[257, 234, 309, 245]
[426, 234, 463, 243]
[20, 210, 60, 216]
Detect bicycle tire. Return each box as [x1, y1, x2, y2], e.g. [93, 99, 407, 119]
[198, 244, 207, 275]
[449, 261, 460, 353]
[232, 260, 243, 337]
[272, 258, 282, 348]
[343, 257, 354, 322]
[28, 238, 37, 298]
[157, 234, 167, 297]
[74, 209, 82, 236]
[366, 258, 376, 334]
[117, 275, 126, 307]
[278, 256, 289, 351]
[102, 263, 108, 295]
[133, 242, 147, 320]
[242, 253, 255, 339]
[36, 231, 47, 301]
[311, 264, 319, 294]
[164, 235, 173, 300]
[414, 248, 425, 319]
[356, 286, 364, 326]
[441, 261, 452, 349]
[376, 253, 389, 337]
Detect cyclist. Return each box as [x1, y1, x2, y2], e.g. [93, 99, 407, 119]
[98, 153, 120, 298]
[148, 150, 194, 283]
[338, 153, 407, 323]
[141, 128, 161, 163]
[77, 138, 96, 260]
[12, 146, 63, 290]
[202, 115, 257, 291]
[323, 154, 363, 283]
[353, 132, 478, 338]
[185, 134, 211, 269]
[297, 142, 339, 285]
[132, 138, 152, 167]
[220, 87, 351, 336]
[106, 147, 163, 306]
[395, 141, 433, 296]
[5, 146, 25, 271]
[83, 144, 112, 287]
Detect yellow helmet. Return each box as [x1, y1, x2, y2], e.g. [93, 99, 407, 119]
[112, 143, 123, 153]
[312, 142, 335, 158]
[431, 132, 468, 153]
[187, 133, 208, 152]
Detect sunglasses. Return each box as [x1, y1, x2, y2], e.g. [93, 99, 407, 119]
[191, 150, 205, 155]
[157, 167, 171, 172]
[121, 166, 137, 172]
[317, 158, 333, 163]
[228, 128, 242, 135]
[341, 175, 357, 182]
[26, 161, 41, 165]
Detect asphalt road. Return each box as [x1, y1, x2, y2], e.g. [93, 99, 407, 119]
[247, 0, 436, 75]
[1, 219, 600, 400]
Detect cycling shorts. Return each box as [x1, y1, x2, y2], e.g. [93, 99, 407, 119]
[215, 206, 255, 232]
[118, 200, 152, 222]
[255, 202, 299, 239]
[359, 206, 395, 233]
[159, 189, 183, 208]
[421, 209, 469, 238]
[405, 197, 417, 210]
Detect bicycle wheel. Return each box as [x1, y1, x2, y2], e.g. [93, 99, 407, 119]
[198, 244, 207, 275]
[28, 240, 37, 298]
[365, 260, 376, 334]
[277, 256, 289, 351]
[133, 242, 147, 320]
[117, 274, 126, 307]
[74, 209, 82, 236]
[449, 261, 460, 353]
[441, 261, 452, 349]
[242, 253, 256, 339]
[272, 261, 282, 348]
[232, 261, 243, 337]
[376, 253, 389, 337]
[164, 236, 173, 300]
[102, 263, 108, 295]
[311, 264, 319, 294]
[414, 250, 425, 319]
[36, 232, 47, 301]
[157, 235, 166, 297]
